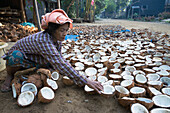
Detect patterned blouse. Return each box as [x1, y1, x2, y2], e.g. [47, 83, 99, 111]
[4, 31, 87, 86]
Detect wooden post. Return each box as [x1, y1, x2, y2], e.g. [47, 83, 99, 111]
[20, 0, 26, 22]
[57, 0, 61, 9]
[33, 0, 41, 31]
[131, 7, 134, 19]
[76, 0, 79, 18]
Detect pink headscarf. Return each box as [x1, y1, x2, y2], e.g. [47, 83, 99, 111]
[41, 9, 73, 30]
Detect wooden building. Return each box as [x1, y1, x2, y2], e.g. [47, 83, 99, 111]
[0, 0, 61, 23]
[126, 0, 166, 18]
[165, 0, 170, 12]
[0, 0, 26, 23]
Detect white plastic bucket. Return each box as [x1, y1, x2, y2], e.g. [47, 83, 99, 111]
[0, 42, 8, 72]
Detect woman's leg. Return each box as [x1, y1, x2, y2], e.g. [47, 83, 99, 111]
[1, 66, 23, 92]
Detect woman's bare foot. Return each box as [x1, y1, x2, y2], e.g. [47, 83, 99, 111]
[1, 74, 13, 92]
[1, 66, 23, 93]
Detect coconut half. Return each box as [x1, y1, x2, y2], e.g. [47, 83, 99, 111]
[118, 97, 136, 107]
[121, 80, 134, 89]
[95, 63, 103, 69]
[146, 73, 160, 81]
[136, 97, 154, 110]
[135, 74, 147, 84]
[130, 87, 146, 98]
[161, 88, 170, 96]
[147, 81, 163, 90]
[62, 76, 74, 86]
[157, 70, 170, 77]
[85, 67, 97, 76]
[159, 65, 170, 71]
[115, 85, 130, 98]
[45, 78, 58, 91]
[51, 71, 60, 81]
[97, 76, 108, 83]
[147, 87, 162, 98]
[21, 83, 38, 96]
[102, 80, 114, 86]
[143, 68, 155, 73]
[125, 66, 136, 73]
[109, 74, 122, 80]
[84, 85, 95, 94]
[121, 71, 131, 76]
[160, 77, 170, 86]
[12, 82, 22, 99]
[110, 68, 121, 74]
[17, 91, 35, 107]
[152, 95, 170, 108]
[101, 85, 115, 97]
[131, 103, 149, 113]
[38, 87, 55, 103]
[133, 70, 145, 76]
[150, 108, 170, 113]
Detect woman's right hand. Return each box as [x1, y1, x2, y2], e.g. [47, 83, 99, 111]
[86, 78, 103, 94]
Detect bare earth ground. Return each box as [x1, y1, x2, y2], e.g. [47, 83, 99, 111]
[0, 19, 170, 113]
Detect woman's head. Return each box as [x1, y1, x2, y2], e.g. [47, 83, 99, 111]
[41, 9, 72, 41]
[45, 22, 70, 41]
[41, 9, 73, 30]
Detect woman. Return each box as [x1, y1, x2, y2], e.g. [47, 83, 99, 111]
[1, 9, 103, 94]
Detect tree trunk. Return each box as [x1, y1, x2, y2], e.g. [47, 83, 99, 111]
[67, 0, 75, 14]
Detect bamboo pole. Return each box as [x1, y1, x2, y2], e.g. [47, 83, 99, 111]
[20, 0, 26, 22]
[57, 0, 61, 9]
[33, 0, 41, 31]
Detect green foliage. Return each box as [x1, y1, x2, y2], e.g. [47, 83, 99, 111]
[95, 0, 106, 15]
[105, 1, 116, 13]
[60, 0, 130, 18]
[158, 12, 170, 20]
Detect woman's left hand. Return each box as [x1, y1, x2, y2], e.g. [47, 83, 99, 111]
[86, 79, 103, 94]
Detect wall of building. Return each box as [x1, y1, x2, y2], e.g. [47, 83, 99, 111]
[134, 0, 166, 16]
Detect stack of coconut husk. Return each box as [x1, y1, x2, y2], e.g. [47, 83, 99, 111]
[0, 22, 38, 42]
[11, 67, 59, 107]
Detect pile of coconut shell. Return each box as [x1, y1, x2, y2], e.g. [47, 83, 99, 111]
[0, 22, 38, 42]
[11, 67, 59, 107]
[62, 25, 170, 113]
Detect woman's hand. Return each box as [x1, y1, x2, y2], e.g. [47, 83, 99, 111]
[86, 79, 103, 94]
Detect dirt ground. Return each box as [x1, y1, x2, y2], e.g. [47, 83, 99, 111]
[0, 19, 170, 113]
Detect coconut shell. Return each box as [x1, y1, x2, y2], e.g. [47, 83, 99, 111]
[62, 76, 74, 86]
[84, 85, 96, 95]
[118, 97, 136, 108]
[27, 74, 42, 89]
[37, 68, 51, 79]
[121, 80, 134, 90]
[130, 103, 149, 113]
[12, 82, 22, 98]
[38, 87, 54, 103]
[44, 78, 58, 91]
[147, 87, 162, 98]
[14, 67, 36, 77]
[130, 87, 146, 98]
[152, 94, 170, 108]
[147, 81, 163, 90]
[115, 86, 130, 98]
[101, 85, 115, 98]
[136, 97, 154, 110]
[17, 91, 35, 107]
[113, 80, 121, 85]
